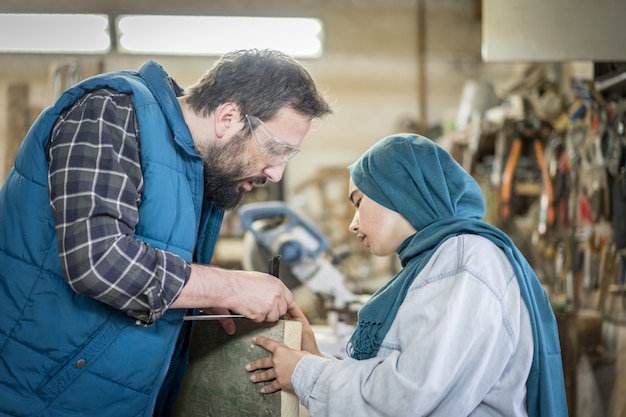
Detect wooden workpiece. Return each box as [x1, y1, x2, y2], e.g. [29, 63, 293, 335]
[173, 319, 302, 417]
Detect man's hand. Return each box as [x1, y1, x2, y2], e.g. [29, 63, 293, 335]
[171, 264, 294, 322]
[199, 306, 237, 335]
[224, 270, 293, 322]
[246, 336, 311, 393]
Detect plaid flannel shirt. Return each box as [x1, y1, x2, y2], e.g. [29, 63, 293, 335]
[47, 88, 191, 324]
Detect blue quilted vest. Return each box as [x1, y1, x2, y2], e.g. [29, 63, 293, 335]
[0, 62, 224, 416]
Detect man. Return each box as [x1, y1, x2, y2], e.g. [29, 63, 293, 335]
[0, 49, 331, 417]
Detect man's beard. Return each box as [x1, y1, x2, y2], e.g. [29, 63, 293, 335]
[197, 132, 266, 210]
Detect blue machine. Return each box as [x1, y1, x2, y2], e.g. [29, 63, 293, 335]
[238, 201, 357, 309]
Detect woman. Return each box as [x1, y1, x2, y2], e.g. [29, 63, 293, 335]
[247, 134, 568, 416]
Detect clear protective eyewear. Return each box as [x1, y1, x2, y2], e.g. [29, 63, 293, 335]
[245, 114, 300, 164]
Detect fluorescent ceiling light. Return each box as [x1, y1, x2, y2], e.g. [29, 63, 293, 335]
[0, 14, 110, 53]
[116, 15, 323, 58]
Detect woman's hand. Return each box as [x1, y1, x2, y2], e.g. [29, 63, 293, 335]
[246, 302, 322, 394]
[246, 336, 311, 394]
[285, 302, 322, 356]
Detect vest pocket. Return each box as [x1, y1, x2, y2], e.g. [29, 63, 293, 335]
[36, 319, 119, 402]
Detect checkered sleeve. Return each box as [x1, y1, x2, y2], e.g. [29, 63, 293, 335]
[47, 88, 191, 324]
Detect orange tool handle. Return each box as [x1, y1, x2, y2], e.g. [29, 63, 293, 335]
[500, 138, 523, 221]
[533, 139, 555, 227]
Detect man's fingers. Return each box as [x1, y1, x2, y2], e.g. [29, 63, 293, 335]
[264, 310, 280, 323]
[219, 318, 236, 335]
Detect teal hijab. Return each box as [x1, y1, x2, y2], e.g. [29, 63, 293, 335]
[347, 134, 567, 417]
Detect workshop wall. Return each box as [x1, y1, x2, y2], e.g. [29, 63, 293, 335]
[0, 0, 521, 192]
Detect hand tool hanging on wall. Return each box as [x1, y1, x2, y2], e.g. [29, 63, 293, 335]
[597, 242, 617, 315]
[564, 94, 594, 307]
[604, 105, 624, 179]
[605, 100, 626, 253]
[586, 108, 612, 223]
[610, 150, 626, 252]
[499, 96, 555, 234]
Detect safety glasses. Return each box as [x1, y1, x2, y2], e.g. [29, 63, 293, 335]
[245, 114, 300, 165]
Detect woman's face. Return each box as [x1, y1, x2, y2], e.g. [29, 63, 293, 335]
[348, 178, 416, 257]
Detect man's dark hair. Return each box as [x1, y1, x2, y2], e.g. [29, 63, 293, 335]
[185, 49, 332, 122]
